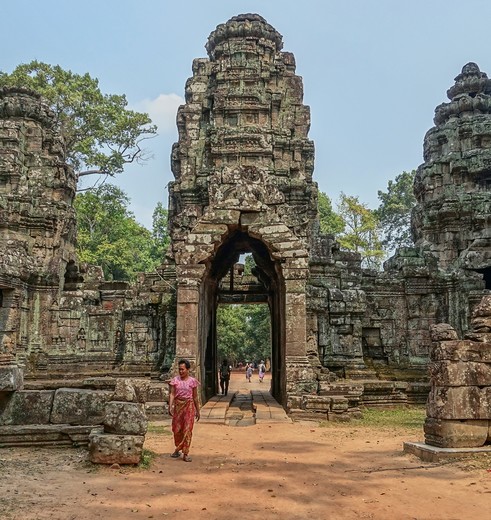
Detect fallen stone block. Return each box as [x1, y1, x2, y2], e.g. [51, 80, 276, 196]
[88, 432, 144, 465]
[104, 401, 148, 435]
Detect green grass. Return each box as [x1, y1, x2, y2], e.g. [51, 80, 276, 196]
[138, 448, 157, 469]
[320, 406, 426, 429]
[146, 423, 171, 435]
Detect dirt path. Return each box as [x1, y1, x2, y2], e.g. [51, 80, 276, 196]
[1, 374, 490, 519]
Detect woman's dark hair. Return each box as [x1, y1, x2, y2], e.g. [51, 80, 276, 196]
[178, 358, 191, 369]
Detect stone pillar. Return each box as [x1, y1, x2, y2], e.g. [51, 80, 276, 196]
[174, 265, 205, 372]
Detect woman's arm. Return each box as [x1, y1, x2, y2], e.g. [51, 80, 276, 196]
[169, 384, 175, 416]
[193, 386, 200, 421]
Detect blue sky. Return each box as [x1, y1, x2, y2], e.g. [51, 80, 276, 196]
[2, 0, 491, 228]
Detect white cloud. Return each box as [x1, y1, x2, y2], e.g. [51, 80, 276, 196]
[134, 93, 184, 134]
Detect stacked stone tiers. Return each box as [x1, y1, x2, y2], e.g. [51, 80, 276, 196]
[425, 322, 491, 448]
[88, 379, 148, 465]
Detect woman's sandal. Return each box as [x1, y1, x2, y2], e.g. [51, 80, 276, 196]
[183, 455, 192, 462]
[170, 451, 181, 458]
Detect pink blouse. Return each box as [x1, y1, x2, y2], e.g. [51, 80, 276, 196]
[169, 376, 199, 400]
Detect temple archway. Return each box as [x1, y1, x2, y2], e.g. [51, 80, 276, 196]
[200, 229, 285, 404]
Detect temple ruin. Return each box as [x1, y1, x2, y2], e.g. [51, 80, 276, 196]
[1, 14, 491, 438]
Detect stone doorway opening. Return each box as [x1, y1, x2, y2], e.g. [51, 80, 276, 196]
[200, 229, 285, 406]
[216, 301, 272, 388]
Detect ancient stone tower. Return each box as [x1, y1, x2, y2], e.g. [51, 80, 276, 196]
[168, 14, 317, 405]
[413, 62, 491, 274]
[0, 88, 77, 365]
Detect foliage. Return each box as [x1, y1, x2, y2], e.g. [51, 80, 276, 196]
[376, 170, 417, 252]
[151, 202, 170, 263]
[138, 449, 157, 469]
[0, 61, 156, 180]
[74, 184, 160, 280]
[336, 193, 384, 269]
[217, 304, 271, 366]
[318, 191, 344, 235]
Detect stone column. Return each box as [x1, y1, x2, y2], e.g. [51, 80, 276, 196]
[174, 265, 205, 372]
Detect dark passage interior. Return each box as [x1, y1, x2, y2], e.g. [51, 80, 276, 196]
[200, 229, 286, 406]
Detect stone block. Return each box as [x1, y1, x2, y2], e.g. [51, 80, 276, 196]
[0, 390, 54, 425]
[103, 401, 148, 435]
[430, 360, 491, 386]
[51, 388, 113, 425]
[431, 340, 491, 362]
[0, 365, 24, 391]
[429, 323, 458, 342]
[424, 417, 489, 448]
[88, 432, 144, 465]
[426, 386, 490, 420]
[330, 396, 349, 411]
[301, 395, 331, 411]
[112, 379, 137, 402]
[327, 411, 351, 422]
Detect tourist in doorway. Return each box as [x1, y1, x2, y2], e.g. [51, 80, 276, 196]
[246, 362, 253, 382]
[168, 359, 200, 462]
[258, 360, 266, 382]
[219, 359, 232, 395]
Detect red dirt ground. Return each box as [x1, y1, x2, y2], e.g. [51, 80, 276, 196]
[1, 373, 490, 519]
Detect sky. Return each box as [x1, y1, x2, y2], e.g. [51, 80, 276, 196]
[2, 0, 491, 229]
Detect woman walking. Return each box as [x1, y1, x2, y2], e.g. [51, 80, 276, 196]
[168, 359, 200, 462]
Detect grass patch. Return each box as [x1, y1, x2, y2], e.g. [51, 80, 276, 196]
[359, 407, 426, 429]
[320, 406, 426, 430]
[139, 448, 157, 469]
[147, 423, 171, 435]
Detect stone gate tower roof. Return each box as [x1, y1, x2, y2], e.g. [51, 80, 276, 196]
[205, 13, 283, 59]
[168, 12, 316, 262]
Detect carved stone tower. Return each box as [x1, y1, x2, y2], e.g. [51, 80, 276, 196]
[413, 63, 491, 275]
[0, 87, 77, 364]
[168, 14, 317, 405]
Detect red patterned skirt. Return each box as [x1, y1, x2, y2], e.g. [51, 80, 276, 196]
[172, 398, 196, 455]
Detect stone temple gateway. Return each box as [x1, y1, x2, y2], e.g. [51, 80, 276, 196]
[1, 14, 491, 431]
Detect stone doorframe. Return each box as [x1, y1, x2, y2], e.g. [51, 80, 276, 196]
[172, 209, 310, 409]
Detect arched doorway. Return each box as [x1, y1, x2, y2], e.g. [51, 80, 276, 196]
[200, 229, 286, 405]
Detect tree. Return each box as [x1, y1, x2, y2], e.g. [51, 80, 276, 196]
[217, 304, 271, 366]
[151, 202, 170, 263]
[337, 193, 384, 269]
[0, 61, 156, 183]
[375, 170, 417, 252]
[74, 184, 158, 280]
[318, 191, 344, 235]
[217, 305, 248, 366]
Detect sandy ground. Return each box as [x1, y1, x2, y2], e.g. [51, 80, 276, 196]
[1, 373, 490, 520]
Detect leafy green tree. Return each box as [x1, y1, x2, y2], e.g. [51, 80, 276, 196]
[318, 191, 344, 235]
[337, 193, 384, 269]
[151, 202, 170, 263]
[0, 61, 156, 181]
[375, 170, 416, 251]
[217, 304, 271, 366]
[217, 305, 248, 365]
[74, 184, 158, 280]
